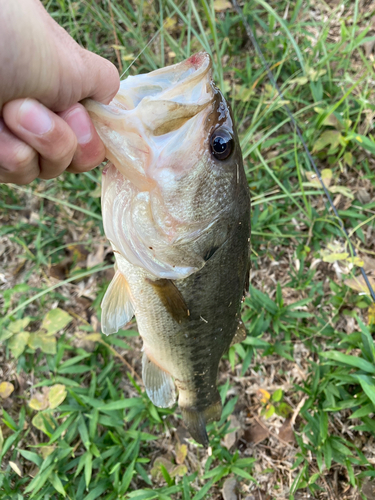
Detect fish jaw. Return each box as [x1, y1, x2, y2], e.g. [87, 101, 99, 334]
[83, 52, 214, 191]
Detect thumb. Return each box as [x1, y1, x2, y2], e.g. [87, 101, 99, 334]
[78, 48, 120, 105]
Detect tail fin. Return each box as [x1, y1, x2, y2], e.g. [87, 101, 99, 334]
[180, 400, 222, 447]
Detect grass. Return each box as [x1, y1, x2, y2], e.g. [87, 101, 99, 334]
[1, 0, 375, 498]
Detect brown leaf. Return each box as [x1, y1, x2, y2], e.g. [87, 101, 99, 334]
[222, 477, 238, 500]
[67, 244, 89, 263]
[362, 256, 375, 273]
[243, 421, 269, 445]
[49, 261, 69, 280]
[0, 382, 14, 399]
[223, 414, 240, 450]
[278, 418, 295, 444]
[356, 187, 371, 204]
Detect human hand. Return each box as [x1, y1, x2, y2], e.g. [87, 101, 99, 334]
[0, 0, 120, 184]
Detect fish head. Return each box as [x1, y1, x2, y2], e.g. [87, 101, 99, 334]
[84, 53, 247, 279]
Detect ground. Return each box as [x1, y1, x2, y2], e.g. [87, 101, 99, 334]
[1, 1, 375, 499]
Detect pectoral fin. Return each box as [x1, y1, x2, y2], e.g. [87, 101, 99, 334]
[101, 270, 134, 335]
[142, 352, 176, 408]
[147, 278, 190, 323]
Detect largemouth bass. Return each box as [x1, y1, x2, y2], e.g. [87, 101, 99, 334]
[84, 52, 251, 446]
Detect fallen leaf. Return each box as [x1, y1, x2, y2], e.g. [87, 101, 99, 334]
[344, 151, 353, 166]
[122, 53, 134, 62]
[357, 187, 372, 204]
[214, 0, 232, 11]
[257, 388, 270, 404]
[39, 445, 55, 459]
[28, 332, 56, 355]
[9, 461, 22, 477]
[175, 442, 187, 464]
[82, 333, 102, 342]
[151, 456, 173, 481]
[362, 256, 375, 273]
[329, 185, 354, 199]
[313, 130, 342, 153]
[164, 16, 177, 30]
[322, 251, 349, 263]
[222, 477, 237, 500]
[170, 464, 187, 477]
[40, 308, 72, 335]
[223, 414, 240, 450]
[305, 168, 332, 188]
[32, 412, 54, 434]
[49, 261, 69, 280]
[48, 385, 67, 409]
[67, 244, 89, 263]
[0, 382, 14, 399]
[7, 318, 30, 334]
[345, 276, 375, 295]
[278, 418, 295, 443]
[243, 421, 269, 445]
[290, 76, 309, 85]
[29, 387, 50, 411]
[8, 331, 30, 359]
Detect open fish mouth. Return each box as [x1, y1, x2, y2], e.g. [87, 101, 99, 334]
[84, 52, 214, 190]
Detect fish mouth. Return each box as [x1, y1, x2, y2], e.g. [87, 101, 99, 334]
[114, 51, 213, 111]
[84, 52, 214, 189]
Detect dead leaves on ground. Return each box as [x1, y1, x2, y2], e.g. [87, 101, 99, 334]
[1, 308, 72, 358]
[0, 381, 14, 399]
[29, 384, 67, 434]
[151, 442, 188, 483]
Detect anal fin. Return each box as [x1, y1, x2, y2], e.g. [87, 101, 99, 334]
[101, 270, 134, 335]
[142, 352, 176, 408]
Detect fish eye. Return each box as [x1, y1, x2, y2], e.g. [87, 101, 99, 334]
[210, 128, 234, 160]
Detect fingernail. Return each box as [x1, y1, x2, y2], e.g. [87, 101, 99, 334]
[65, 107, 92, 145]
[19, 99, 53, 135]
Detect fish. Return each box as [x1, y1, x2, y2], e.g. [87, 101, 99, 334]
[83, 52, 251, 447]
